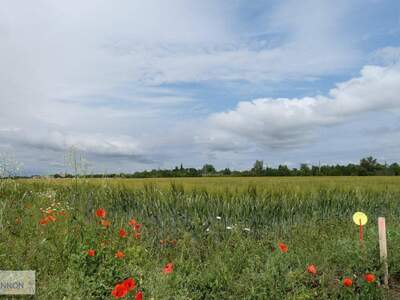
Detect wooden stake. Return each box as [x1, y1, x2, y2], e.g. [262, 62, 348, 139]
[378, 217, 389, 287]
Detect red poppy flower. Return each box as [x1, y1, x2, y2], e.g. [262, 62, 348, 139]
[47, 215, 56, 222]
[343, 277, 353, 287]
[134, 223, 142, 232]
[39, 217, 48, 225]
[119, 228, 127, 238]
[87, 249, 96, 257]
[163, 262, 174, 274]
[364, 273, 376, 283]
[96, 208, 106, 218]
[115, 251, 125, 259]
[133, 233, 141, 240]
[307, 264, 317, 275]
[128, 219, 137, 226]
[111, 283, 128, 299]
[278, 243, 288, 253]
[135, 290, 143, 300]
[122, 278, 135, 291]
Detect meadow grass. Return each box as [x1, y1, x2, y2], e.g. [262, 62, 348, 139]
[1, 177, 400, 299]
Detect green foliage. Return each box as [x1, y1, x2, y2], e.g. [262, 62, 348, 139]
[201, 164, 216, 176]
[251, 160, 264, 176]
[26, 156, 400, 178]
[0, 177, 399, 299]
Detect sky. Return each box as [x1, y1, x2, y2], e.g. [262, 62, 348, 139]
[1, 0, 400, 175]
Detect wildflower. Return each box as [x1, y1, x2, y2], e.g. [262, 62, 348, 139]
[134, 223, 142, 232]
[96, 208, 106, 218]
[133, 233, 141, 240]
[226, 226, 232, 230]
[47, 215, 56, 222]
[87, 249, 96, 257]
[135, 290, 143, 300]
[307, 264, 317, 275]
[111, 283, 128, 299]
[278, 243, 288, 253]
[115, 251, 125, 259]
[216, 216, 221, 220]
[128, 219, 137, 226]
[39, 218, 48, 225]
[244, 228, 251, 232]
[101, 219, 111, 228]
[46, 209, 54, 214]
[122, 278, 135, 291]
[39, 215, 56, 225]
[343, 277, 353, 287]
[119, 228, 127, 238]
[163, 262, 174, 274]
[58, 210, 66, 216]
[364, 273, 376, 283]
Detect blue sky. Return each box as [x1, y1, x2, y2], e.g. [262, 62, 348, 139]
[1, 0, 400, 175]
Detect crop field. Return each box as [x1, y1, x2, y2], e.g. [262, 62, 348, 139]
[1, 177, 400, 299]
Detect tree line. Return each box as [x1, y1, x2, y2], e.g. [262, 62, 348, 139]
[51, 156, 400, 178]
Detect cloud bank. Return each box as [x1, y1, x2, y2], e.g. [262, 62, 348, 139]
[1, 0, 400, 173]
[208, 62, 400, 150]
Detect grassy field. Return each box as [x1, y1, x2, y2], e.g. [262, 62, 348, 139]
[1, 177, 400, 299]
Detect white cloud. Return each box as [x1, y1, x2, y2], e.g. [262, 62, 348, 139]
[0, 0, 384, 173]
[0, 127, 145, 158]
[208, 62, 400, 150]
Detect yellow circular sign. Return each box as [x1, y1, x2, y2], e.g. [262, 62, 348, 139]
[353, 212, 368, 226]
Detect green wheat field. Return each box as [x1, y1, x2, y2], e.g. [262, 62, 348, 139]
[2, 177, 400, 299]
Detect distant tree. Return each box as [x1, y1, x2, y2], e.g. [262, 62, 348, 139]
[251, 160, 264, 176]
[300, 164, 311, 176]
[311, 166, 320, 176]
[48, 155, 400, 179]
[359, 156, 379, 176]
[222, 168, 231, 175]
[277, 165, 291, 176]
[291, 168, 299, 176]
[389, 163, 400, 175]
[202, 164, 216, 176]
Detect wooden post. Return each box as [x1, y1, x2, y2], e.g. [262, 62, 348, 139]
[378, 217, 389, 287]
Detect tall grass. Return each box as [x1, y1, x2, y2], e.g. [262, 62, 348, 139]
[1, 177, 400, 299]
